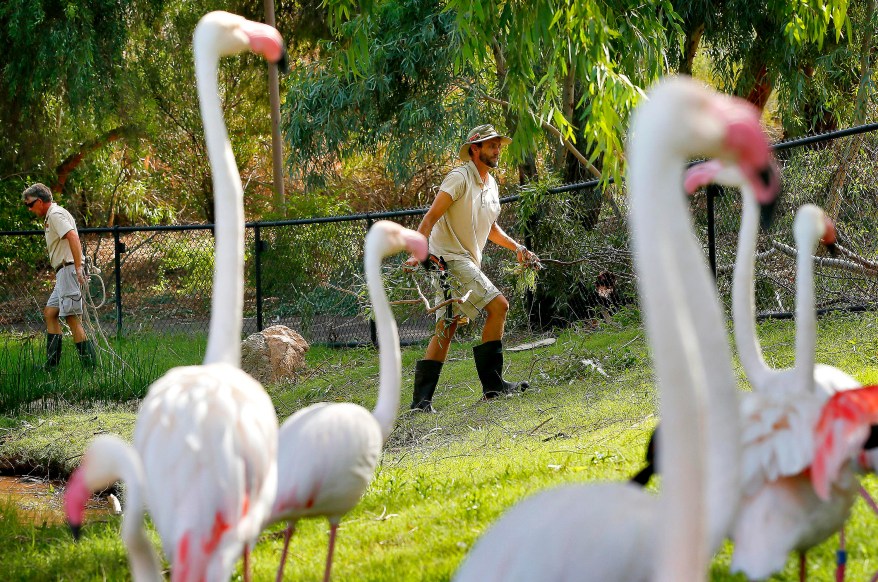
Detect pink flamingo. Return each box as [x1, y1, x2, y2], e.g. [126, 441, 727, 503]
[453, 76, 779, 582]
[685, 160, 877, 580]
[268, 220, 427, 582]
[131, 12, 285, 581]
[64, 434, 163, 581]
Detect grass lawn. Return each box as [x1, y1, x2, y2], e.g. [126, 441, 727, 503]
[2, 309, 878, 580]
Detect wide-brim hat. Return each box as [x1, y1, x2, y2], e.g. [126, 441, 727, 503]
[458, 124, 512, 161]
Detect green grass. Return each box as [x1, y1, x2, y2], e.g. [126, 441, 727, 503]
[3, 310, 878, 579]
[0, 331, 206, 413]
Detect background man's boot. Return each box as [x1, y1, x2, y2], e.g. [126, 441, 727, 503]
[75, 339, 97, 368]
[473, 340, 529, 399]
[410, 359, 443, 413]
[44, 333, 62, 370]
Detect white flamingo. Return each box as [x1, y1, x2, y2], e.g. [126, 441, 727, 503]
[268, 220, 427, 582]
[131, 12, 284, 581]
[64, 434, 163, 582]
[453, 76, 779, 582]
[685, 161, 866, 580]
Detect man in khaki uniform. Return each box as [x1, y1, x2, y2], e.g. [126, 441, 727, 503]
[404, 124, 538, 411]
[22, 183, 95, 369]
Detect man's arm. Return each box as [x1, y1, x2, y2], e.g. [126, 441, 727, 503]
[488, 223, 538, 263]
[404, 192, 454, 268]
[63, 230, 86, 285]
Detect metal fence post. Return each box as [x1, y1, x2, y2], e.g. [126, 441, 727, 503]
[113, 225, 125, 335]
[254, 223, 265, 332]
[365, 215, 377, 347]
[706, 184, 720, 279]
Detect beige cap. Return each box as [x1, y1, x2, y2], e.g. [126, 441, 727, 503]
[458, 124, 512, 161]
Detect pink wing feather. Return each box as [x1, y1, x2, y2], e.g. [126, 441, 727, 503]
[811, 385, 878, 500]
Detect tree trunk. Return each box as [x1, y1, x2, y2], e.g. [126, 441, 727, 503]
[825, 0, 877, 220]
[52, 126, 139, 193]
[679, 22, 705, 76]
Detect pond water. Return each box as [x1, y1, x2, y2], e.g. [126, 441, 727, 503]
[0, 475, 117, 526]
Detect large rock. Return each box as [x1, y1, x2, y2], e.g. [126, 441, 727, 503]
[241, 325, 309, 385]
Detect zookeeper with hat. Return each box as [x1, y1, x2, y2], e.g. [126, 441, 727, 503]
[403, 123, 539, 412]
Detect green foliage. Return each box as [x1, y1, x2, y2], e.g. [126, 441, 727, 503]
[283, 0, 479, 188]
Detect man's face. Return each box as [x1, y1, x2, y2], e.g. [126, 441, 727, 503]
[24, 197, 48, 217]
[474, 138, 504, 168]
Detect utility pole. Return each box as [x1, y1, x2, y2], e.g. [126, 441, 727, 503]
[265, 0, 285, 212]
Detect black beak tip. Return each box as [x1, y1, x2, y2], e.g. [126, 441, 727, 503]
[759, 199, 778, 232]
[276, 48, 289, 75]
[68, 522, 81, 541]
[825, 242, 839, 256]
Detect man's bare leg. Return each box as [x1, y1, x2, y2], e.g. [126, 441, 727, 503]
[481, 295, 509, 343]
[424, 317, 459, 362]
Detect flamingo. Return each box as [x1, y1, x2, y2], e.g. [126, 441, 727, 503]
[268, 220, 427, 582]
[684, 161, 869, 580]
[130, 12, 285, 581]
[64, 434, 163, 582]
[452, 76, 779, 582]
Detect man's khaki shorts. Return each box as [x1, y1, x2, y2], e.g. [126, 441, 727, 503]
[434, 258, 501, 323]
[47, 265, 83, 317]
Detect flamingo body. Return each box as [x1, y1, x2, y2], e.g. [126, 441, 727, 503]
[269, 220, 427, 581]
[272, 402, 382, 522]
[455, 483, 657, 582]
[134, 363, 277, 581]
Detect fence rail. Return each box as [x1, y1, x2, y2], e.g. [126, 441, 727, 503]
[3, 122, 878, 347]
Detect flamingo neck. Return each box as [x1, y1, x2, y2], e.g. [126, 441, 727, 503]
[629, 140, 710, 579]
[111, 445, 163, 581]
[794, 234, 817, 391]
[732, 186, 772, 386]
[195, 49, 245, 366]
[365, 243, 402, 441]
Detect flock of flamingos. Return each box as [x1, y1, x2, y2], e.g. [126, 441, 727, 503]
[56, 10, 878, 582]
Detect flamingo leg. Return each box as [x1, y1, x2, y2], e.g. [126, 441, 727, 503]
[243, 543, 251, 582]
[836, 527, 846, 582]
[276, 523, 296, 582]
[799, 551, 807, 582]
[323, 523, 339, 582]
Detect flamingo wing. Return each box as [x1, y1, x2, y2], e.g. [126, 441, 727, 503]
[739, 390, 823, 495]
[811, 384, 878, 500]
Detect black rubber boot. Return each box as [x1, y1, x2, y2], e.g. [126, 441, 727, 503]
[75, 339, 97, 368]
[44, 333, 62, 370]
[410, 359, 443, 413]
[473, 340, 530, 399]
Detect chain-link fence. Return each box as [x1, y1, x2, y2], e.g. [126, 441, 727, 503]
[3, 122, 878, 348]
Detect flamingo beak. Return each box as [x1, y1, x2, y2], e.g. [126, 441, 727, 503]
[756, 164, 781, 232]
[276, 49, 289, 75]
[865, 425, 878, 450]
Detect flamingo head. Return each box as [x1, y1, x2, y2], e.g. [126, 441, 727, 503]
[63, 435, 127, 540]
[64, 466, 89, 540]
[794, 204, 836, 255]
[633, 77, 781, 207]
[368, 220, 429, 262]
[683, 158, 780, 230]
[194, 11, 288, 71]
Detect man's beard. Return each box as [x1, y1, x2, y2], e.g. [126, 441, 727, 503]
[479, 151, 498, 168]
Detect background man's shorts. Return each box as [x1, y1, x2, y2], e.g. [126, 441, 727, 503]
[47, 265, 83, 317]
[434, 258, 501, 323]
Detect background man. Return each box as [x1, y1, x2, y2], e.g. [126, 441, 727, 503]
[22, 183, 95, 369]
[404, 124, 538, 412]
